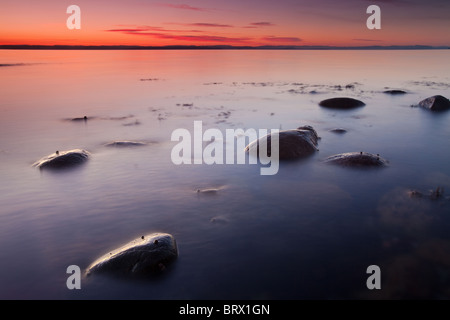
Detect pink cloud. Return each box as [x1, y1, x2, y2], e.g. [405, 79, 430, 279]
[250, 22, 275, 27]
[106, 27, 252, 44]
[160, 3, 208, 11]
[189, 23, 233, 28]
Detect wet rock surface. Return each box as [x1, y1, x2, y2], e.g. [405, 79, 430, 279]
[32, 149, 90, 170]
[86, 233, 178, 277]
[418, 95, 450, 111]
[323, 151, 388, 167]
[245, 125, 319, 160]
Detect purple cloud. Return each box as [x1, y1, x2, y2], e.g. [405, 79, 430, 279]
[250, 22, 275, 27]
[161, 4, 207, 11]
[189, 23, 233, 28]
[106, 26, 252, 44]
[353, 38, 383, 42]
[262, 36, 302, 43]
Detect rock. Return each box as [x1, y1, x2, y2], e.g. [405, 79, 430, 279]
[318, 97, 365, 110]
[383, 90, 407, 95]
[197, 188, 220, 194]
[323, 151, 388, 167]
[104, 141, 147, 147]
[245, 125, 319, 160]
[409, 186, 445, 200]
[210, 215, 229, 224]
[408, 190, 424, 199]
[418, 95, 450, 111]
[32, 149, 90, 170]
[329, 128, 347, 134]
[71, 116, 89, 121]
[86, 233, 178, 277]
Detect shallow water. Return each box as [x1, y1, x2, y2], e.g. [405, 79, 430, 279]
[0, 49, 449, 299]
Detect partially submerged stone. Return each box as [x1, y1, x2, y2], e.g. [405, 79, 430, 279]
[32, 149, 90, 170]
[383, 90, 408, 95]
[104, 141, 147, 147]
[197, 188, 220, 194]
[408, 186, 445, 201]
[318, 97, 365, 110]
[86, 233, 178, 277]
[245, 125, 319, 160]
[71, 116, 89, 122]
[418, 95, 450, 111]
[329, 128, 347, 134]
[323, 151, 388, 167]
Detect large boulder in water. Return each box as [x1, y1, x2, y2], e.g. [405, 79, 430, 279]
[319, 97, 365, 110]
[323, 152, 388, 167]
[32, 149, 90, 170]
[85, 233, 178, 277]
[418, 95, 450, 111]
[245, 125, 319, 160]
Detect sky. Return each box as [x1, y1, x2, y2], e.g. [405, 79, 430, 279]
[0, 0, 449, 47]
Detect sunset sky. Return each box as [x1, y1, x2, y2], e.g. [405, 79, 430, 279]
[0, 0, 449, 47]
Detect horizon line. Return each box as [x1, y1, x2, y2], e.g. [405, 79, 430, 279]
[1, 44, 449, 50]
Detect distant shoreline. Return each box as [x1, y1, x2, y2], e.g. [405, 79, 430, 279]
[1, 44, 449, 50]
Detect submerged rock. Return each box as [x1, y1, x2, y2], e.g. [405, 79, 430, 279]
[86, 233, 178, 277]
[383, 90, 408, 95]
[323, 151, 388, 167]
[71, 116, 89, 121]
[329, 128, 347, 134]
[245, 125, 319, 160]
[32, 149, 90, 170]
[408, 186, 446, 201]
[104, 141, 147, 147]
[197, 188, 220, 194]
[418, 95, 450, 111]
[318, 97, 365, 110]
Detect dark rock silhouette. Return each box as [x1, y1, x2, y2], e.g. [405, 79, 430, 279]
[383, 90, 407, 95]
[318, 97, 365, 109]
[71, 116, 88, 122]
[418, 95, 450, 111]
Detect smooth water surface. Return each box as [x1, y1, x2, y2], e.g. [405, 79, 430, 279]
[0, 49, 449, 299]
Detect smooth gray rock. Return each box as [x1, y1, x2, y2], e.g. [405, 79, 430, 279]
[418, 95, 450, 111]
[323, 151, 388, 167]
[245, 125, 319, 160]
[319, 97, 365, 109]
[32, 149, 90, 170]
[85, 233, 178, 277]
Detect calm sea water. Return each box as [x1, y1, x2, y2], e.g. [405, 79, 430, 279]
[0, 49, 449, 299]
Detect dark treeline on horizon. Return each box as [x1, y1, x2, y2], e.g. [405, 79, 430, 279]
[1, 44, 449, 50]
